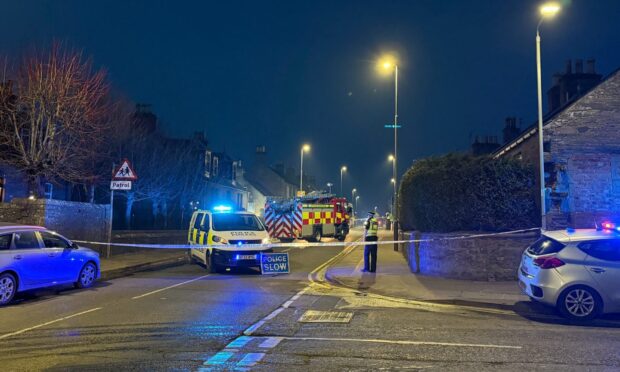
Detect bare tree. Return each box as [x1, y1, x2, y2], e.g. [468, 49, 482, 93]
[0, 44, 111, 197]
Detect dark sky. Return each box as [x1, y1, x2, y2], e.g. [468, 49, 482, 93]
[2, 0, 620, 213]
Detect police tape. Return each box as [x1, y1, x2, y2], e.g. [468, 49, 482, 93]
[73, 227, 539, 251]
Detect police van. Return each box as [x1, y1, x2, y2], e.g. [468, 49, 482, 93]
[188, 206, 272, 272]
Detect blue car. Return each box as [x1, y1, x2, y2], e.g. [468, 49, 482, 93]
[0, 223, 100, 305]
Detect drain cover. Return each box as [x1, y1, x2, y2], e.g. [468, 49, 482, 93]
[298, 310, 354, 323]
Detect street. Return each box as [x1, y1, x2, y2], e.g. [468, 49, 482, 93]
[1, 232, 620, 371]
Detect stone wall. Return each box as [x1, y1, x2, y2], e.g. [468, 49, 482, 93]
[401, 230, 539, 281]
[0, 198, 110, 242]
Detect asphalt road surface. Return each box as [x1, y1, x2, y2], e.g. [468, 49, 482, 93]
[1, 232, 620, 371]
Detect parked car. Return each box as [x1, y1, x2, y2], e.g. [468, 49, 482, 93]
[0, 223, 100, 306]
[518, 225, 620, 321]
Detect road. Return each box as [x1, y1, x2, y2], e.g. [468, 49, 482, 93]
[1, 233, 620, 371]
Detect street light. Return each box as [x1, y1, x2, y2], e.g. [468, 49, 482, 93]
[355, 195, 360, 218]
[352, 188, 357, 216]
[379, 54, 400, 250]
[340, 166, 347, 196]
[300, 144, 311, 193]
[536, 2, 561, 231]
[326, 182, 333, 194]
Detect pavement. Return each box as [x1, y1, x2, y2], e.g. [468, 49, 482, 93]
[2, 231, 620, 371]
[325, 230, 528, 308]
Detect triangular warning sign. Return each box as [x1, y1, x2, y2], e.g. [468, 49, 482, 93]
[113, 159, 138, 180]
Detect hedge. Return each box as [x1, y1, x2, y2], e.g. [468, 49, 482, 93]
[399, 153, 537, 232]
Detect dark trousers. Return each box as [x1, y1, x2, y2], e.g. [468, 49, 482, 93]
[364, 235, 378, 272]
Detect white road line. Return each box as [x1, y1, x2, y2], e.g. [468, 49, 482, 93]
[226, 335, 253, 348]
[237, 352, 266, 367]
[243, 237, 362, 336]
[280, 336, 522, 349]
[131, 274, 210, 300]
[259, 337, 283, 348]
[0, 307, 102, 340]
[203, 351, 235, 365]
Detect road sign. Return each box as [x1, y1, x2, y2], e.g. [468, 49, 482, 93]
[384, 124, 402, 128]
[260, 252, 290, 274]
[111, 180, 132, 190]
[113, 159, 138, 180]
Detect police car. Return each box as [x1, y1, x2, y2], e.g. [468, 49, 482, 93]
[188, 206, 272, 272]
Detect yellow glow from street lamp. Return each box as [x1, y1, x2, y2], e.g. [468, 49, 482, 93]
[377, 55, 397, 74]
[391, 178, 395, 183]
[540, 2, 561, 17]
[388, 154, 395, 161]
[302, 144, 310, 152]
[341, 166, 347, 172]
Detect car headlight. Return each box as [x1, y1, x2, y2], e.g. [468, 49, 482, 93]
[212, 235, 228, 244]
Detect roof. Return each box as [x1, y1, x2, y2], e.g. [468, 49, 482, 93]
[493, 67, 620, 159]
[544, 229, 620, 243]
[0, 223, 44, 231]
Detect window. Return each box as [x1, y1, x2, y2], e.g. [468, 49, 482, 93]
[193, 213, 205, 229]
[202, 215, 210, 231]
[527, 236, 565, 255]
[213, 156, 219, 177]
[13, 231, 40, 249]
[578, 240, 620, 261]
[204, 150, 212, 178]
[0, 234, 11, 250]
[39, 231, 71, 249]
[212, 213, 264, 231]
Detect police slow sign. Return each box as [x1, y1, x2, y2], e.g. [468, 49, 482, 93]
[261, 253, 290, 274]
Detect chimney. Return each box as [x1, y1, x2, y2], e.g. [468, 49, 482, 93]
[575, 59, 583, 74]
[565, 59, 572, 74]
[586, 59, 596, 74]
[255, 145, 267, 166]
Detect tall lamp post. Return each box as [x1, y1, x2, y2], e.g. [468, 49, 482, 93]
[340, 166, 347, 196]
[326, 182, 333, 194]
[300, 144, 310, 194]
[536, 2, 561, 231]
[390, 178, 396, 216]
[379, 55, 400, 250]
[355, 195, 360, 220]
[352, 188, 357, 216]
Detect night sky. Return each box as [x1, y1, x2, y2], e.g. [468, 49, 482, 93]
[2, 0, 620, 213]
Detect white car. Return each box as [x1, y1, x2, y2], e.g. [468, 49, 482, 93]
[188, 207, 272, 273]
[519, 226, 620, 321]
[0, 223, 100, 305]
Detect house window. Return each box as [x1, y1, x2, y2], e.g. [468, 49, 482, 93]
[213, 156, 219, 177]
[204, 151, 212, 178]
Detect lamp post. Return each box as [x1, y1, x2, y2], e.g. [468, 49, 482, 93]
[352, 188, 357, 216]
[355, 195, 360, 219]
[300, 144, 310, 194]
[390, 178, 396, 216]
[340, 166, 347, 196]
[536, 2, 561, 231]
[379, 55, 400, 250]
[327, 182, 333, 194]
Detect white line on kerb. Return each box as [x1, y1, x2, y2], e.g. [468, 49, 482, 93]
[131, 274, 210, 299]
[0, 307, 102, 340]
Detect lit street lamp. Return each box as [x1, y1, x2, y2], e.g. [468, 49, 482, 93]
[326, 182, 333, 194]
[379, 55, 400, 250]
[536, 2, 561, 230]
[355, 195, 360, 218]
[300, 144, 311, 193]
[340, 166, 347, 196]
[352, 188, 357, 216]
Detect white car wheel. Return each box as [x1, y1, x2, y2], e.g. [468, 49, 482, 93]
[558, 285, 602, 322]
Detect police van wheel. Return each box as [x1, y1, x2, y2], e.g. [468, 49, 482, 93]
[206, 253, 218, 273]
[337, 235, 346, 242]
[312, 229, 322, 242]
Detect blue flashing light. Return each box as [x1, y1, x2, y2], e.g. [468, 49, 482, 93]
[566, 227, 575, 233]
[237, 241, 243, 247]
[213, 205, 233, 213]
[235, 254, 240, 260]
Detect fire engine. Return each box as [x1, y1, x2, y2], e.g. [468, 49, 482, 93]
[264, 194, 351, 242]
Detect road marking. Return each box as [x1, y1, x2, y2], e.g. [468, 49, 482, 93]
[237, 352, 266, 367]
[0, 307, 102, 340]
[243, 237, 363, 336]
[226, 335, 253, 348]
[204, 351, 235, 365]
[131, 274, 210, 299]
[259, 337, 283, 348]
[279, 336, 522, 349]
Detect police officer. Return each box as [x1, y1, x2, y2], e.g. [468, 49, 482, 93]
[363, 211, 379, 272]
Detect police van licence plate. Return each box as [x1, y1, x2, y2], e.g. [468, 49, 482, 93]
[238, 255, 257, 260]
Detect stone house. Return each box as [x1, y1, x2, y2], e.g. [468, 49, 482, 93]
[494, 65, 620, 229]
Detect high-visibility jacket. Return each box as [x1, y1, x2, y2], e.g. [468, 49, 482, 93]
[365, 217, 378, 237]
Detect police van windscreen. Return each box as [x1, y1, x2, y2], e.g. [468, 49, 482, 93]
[212, 213, 265, 231]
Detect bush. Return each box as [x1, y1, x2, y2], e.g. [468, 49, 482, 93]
[399, 154, 537, 232]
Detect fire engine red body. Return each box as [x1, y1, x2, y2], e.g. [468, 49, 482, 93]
[265, 195, 351, 242]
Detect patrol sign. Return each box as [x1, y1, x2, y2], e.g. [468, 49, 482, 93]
[260, 253, 290, 274]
